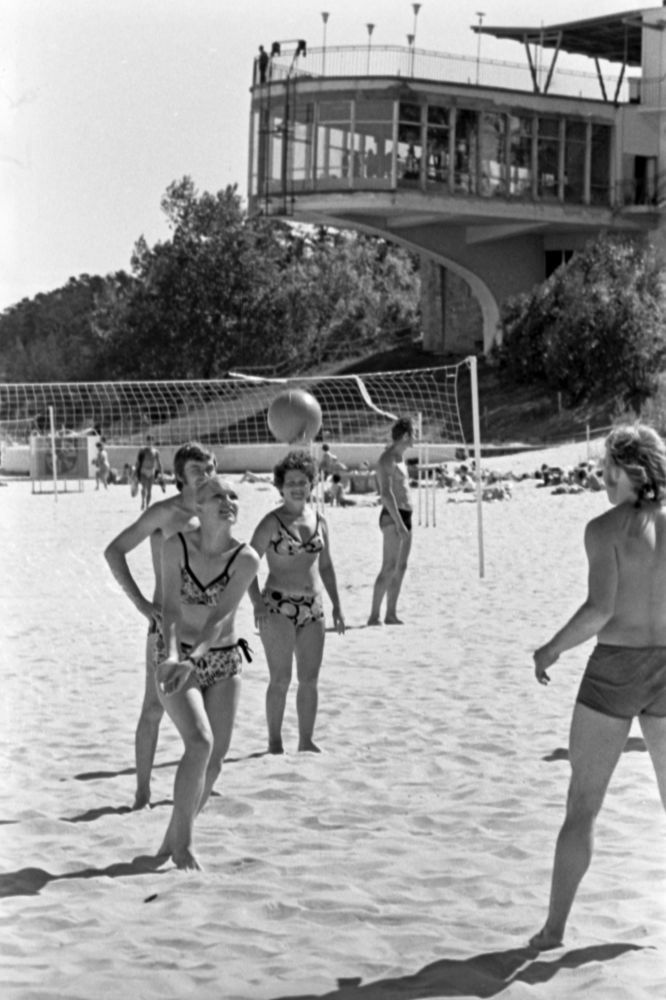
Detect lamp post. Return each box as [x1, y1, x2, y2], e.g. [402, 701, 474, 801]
[411, 3, 421, 76]
[407, 33, 415, 77]
[321, 11, 329, 75]
[475, 11, 485, 85]
[366, 23, 375, 75]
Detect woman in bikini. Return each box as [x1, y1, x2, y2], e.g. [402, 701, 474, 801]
[155, 476, 259, 870]
[248, 450, 345, 754]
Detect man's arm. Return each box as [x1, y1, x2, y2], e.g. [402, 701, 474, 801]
[104, 506, 168, 621]
[534, 517, 618, 682]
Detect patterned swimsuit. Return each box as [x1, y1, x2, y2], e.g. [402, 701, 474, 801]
[154, 535, 252, 689]
[262, 513, 326, 629]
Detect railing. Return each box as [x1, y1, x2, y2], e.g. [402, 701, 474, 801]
[254, 44, 632, 103]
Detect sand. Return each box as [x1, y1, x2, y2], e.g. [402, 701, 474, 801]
[1, 444, 664, 1000]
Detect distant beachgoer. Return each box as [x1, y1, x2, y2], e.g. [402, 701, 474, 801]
[135, 435, 163, 510]
[530, 423, 666, 951]
[155, 476, 259, 870]
[319, 443, 347, 478]
[367, 417, 415, 625]
[328, 473, 354, 507]
[248, 450, 345, 754]
[258, 44, 269, 84]
[93, 441, 111, 490]
[104, 442, 216, 809]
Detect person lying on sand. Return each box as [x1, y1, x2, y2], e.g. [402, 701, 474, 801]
[531, 423, 666, 950]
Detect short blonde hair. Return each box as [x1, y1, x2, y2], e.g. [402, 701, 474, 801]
[606, 423, 666, 504]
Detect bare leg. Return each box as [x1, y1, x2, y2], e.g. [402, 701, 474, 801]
[368, 526, 400, 625]
[638, 713, 666, 809]
[530, 704, 631, 950]
[134, 633, 165, 809]
[157, 682, 212, 870]
[259, 614, 296, 753]
[198, 675, 242, 811]
[294, 619, 326, 752]
[385, 531, 412, 624]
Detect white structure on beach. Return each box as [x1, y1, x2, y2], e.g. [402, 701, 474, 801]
[248, 6, 666, 355]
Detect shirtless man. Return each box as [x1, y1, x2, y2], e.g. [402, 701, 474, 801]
[93, 441, 111, 490]
[368, 417, 415, 625]
[531, 423, 666, 950]
[104, 441, 216, 808]
[135, 435, 163, 510]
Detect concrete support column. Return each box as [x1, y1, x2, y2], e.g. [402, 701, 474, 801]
[420, 255, 445, 353]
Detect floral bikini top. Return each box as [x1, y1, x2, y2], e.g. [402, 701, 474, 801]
[178, 533, 245, 606]
[269, 512, 324, 557]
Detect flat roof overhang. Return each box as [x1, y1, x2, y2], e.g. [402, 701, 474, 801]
[474, 10, 645, 66]
[271, 191, 657, 244]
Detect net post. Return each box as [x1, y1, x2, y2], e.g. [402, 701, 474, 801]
[48, 406, 58, 503]
[416, 412, 423, 526]
[468, 357, 484, 578]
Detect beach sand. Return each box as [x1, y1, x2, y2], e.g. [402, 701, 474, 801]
[1, 443, 664, 999]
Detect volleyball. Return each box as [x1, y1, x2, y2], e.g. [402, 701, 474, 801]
[267, 389, 322, 444]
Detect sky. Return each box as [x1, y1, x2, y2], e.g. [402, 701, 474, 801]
[1, 0, 645, 311]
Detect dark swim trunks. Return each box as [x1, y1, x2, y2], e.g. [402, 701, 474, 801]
[379, 507, 413, 532]
[576, 644, 666, 719]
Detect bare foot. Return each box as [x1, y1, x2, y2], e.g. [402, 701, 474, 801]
[133, 790, 151, 810]
[172, 847, 203, 871]
[268, 740, 284, 755]
[298, 739, 322, 753]
[529, 927, 564, 951]
[367, 616, 382, 626]
[384, 615, 404, 625]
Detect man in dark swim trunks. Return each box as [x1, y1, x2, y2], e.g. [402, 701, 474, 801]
[135, 435, 163, 510]
[368, 417, 415, 625]
[531, 423, 666, 951]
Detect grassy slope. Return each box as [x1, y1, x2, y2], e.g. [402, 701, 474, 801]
[338, 344, 616, 446]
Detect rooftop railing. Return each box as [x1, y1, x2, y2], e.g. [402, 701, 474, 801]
[255, 44, 632, 103]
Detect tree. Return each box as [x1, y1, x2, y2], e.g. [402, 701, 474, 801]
[0, 274, 112, 381]
[496, 236, 666, 410]
[95, 178, 420, 379]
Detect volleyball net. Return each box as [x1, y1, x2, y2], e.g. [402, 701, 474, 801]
[0, 361, 476, 449]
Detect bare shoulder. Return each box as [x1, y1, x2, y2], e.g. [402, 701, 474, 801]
[237, 542, 261, 572]
[378, 447, 396, 469]
[586, 502, 643, 543]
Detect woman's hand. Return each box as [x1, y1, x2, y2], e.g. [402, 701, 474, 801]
[533, 643, 558, 685]
[156, 657, 193, 696]
[332, 608, 346, 634]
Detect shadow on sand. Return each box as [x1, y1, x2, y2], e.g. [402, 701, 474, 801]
[543, 735, 646, 762]
[270, 942, 645, 999]
[0, 854, 169, 898]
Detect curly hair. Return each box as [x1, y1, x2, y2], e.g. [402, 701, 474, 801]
[273, 449, 318, 490]
[605, 423, 666, 504]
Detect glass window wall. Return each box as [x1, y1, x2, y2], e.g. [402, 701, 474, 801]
[426, 105, 450, 187]
[537, 116, 560, 200]
[250, 90, 614, 210]
[508, 115, 533, 198]
[479, 112, 506, 197]
[398, 102, 422, 184]
[563, 120, 586, 203]
[590, 124, 611, 205]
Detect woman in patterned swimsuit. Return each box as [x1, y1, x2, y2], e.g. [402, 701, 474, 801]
[248, 450, 345, 754]
[155, 476, 259, 870]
